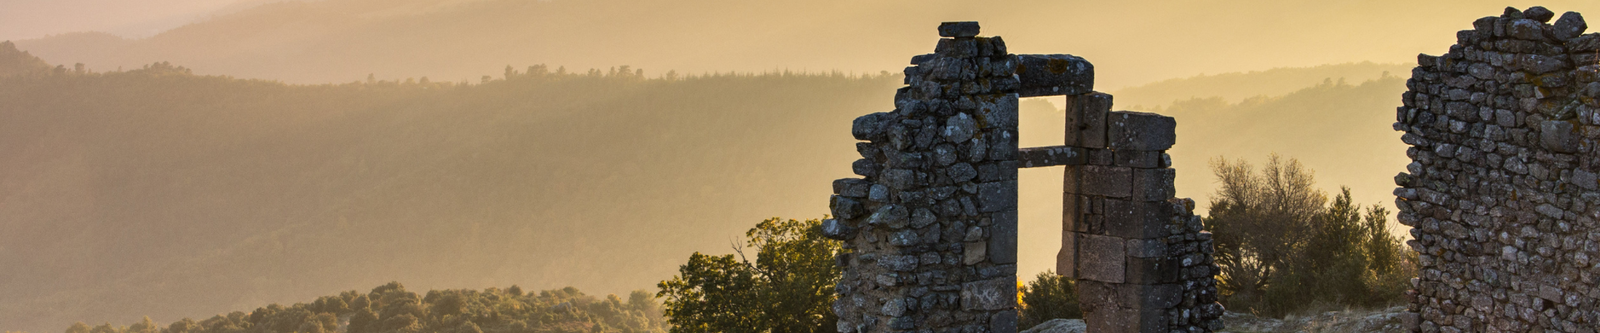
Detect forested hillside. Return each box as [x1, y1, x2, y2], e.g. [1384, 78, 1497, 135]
[63, 282, 666, 333]
[0, 35, 1412, 331]
[0, 45, 895, 331]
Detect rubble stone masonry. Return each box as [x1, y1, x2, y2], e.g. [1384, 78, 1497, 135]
[824, 22, 1222, 333]
[1396, 6, 1600, 333]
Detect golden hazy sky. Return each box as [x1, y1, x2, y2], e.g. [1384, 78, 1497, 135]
[4, 0, 1599, 88]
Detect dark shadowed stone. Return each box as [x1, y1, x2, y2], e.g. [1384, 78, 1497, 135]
[938, 21, 981, 38]
[1108, 111, 1176, 151]
[1540, 120, 1579, 153]
[949, 162, 978, 183]
[852, 112, 890, 140]
[1103, 199, 1172, 239]
[830, 195, 864, 219]
[1018, 145, 1087, 168]
[1504, 7, 1524, 19]
[1015, 54, 1094, 97]
[988, 210, 1017, 264]
[944, 113, 977, 143]
[960, 278, 1015, 310]
[1555, 12, 1588, 41]
[977, 180, 1018, 212]
[821, 219, 857, 240]
[1525, 6, 1555, 23]
[868, 205, 910, 228]
[990, 311, 1018, 333]
[1125, 256, 1179, 284]
[1509, 19, 1546, 40]
[1070, 93, 1112, 149]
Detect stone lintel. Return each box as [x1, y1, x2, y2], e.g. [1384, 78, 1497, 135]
[1018, 145, 1087, 168]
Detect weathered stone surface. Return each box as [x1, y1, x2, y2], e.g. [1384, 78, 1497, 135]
[1080, 165, 1132, 198]
[938, 21, 981, 38]
[977, 180, 1018, 212]
[1016, 54, 1094, 97]
[1540, 120, 1578, 153]
[1071, 93, 1112, 148]
[1399, 8, 1600, 332]
[1108, 111, 1176, 151]
[988, 211, 1018, 264]
[961, 278, 1015, 310]
[821, 219, 856, 240]
[1554, 12, 1588, 41]
[1103, 199, 1170, 239]
[1018, 145, 1087, 168]
[1130, 168, 1175, 202]
[1079, 234, 1127, 283]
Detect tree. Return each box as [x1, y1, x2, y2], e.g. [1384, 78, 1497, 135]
[1018, 271, 1081, 328]
[65, 322, 90, 333]
[657, 217, 841, 333]
[1204, 154, 1414, 316]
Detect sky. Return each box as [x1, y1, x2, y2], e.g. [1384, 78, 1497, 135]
[4, 0, 1600, 330]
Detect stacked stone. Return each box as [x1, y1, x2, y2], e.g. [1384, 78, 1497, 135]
[1395, 6, 1600, 333]
[1055, 97, 1224, 332]
[824, 21, 1026, 333]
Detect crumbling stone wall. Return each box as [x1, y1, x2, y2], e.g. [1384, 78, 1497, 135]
[1051, 98, 1225, 332]
[1396, 6, 1600, 333]
[824, 22, 1222, 333]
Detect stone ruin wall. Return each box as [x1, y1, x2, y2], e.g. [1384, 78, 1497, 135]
[1397, 6, 1600, 333]
[823, 22, 1222, 333]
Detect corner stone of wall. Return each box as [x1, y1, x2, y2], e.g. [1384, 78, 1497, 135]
[825, 21, 1222, 333]
[1397, 6, 1600, 333]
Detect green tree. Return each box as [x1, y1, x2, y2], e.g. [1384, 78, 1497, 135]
[1018, 271, 1081, 328]
[1205, 155, 1414, 317]
[657, 217, 841, 333]
[64, 322, 89, 333]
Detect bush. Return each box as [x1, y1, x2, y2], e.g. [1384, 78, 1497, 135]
[1018, 271, 1081, 328]
[657, 217, 841, 333]
[1205, 154, 1415, 317]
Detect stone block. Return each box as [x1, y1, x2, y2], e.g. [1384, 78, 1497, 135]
[1071, 93, 1112, 148]
[1103, 199, 1171, 239]
[960, 278, 1015, 311]
[1125, 256, 1179, 284]
[965, 241, 987, 265]
[1018, 145, 1086, 168]
[988, 211, 1018, 264]
[976, 180, 1018, 212]
[938, 21, 981, 38]
[990, 311, 1017, 333]
[1081, 165, 1132, 198]
[1079, 234, 1127, 283]
[821, 219, 857, 240]
[1130, 168, 1175, 202]
[1125, 238, 1167, 258]
[1057, 232, 1080, 279]
[1113, 150, 1163, 168]
[1540, 120, 1579, 153]
[978, 94, 1020, 131]
[1108, 111, 1176, 151]
[1015, 54, 1094, 97]
[1554, 12, 1588, 41]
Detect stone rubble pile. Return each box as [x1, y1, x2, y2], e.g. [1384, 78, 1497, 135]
[1396, 5, 1600, 333]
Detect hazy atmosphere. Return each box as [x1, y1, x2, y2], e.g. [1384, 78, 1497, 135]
[4, 0, 1598, 332]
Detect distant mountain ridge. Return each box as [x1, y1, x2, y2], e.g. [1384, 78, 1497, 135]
[0, 41, 51, 76]
[1111, 62, 1412, 109]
